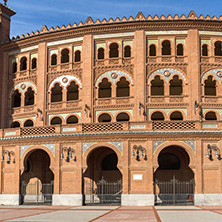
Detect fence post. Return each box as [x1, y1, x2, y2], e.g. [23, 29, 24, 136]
[173, 176, 176, 205]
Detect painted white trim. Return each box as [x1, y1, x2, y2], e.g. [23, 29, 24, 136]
[9, 46, 38, 56]
[94, 32, 134, 39]
[121, 194, 154, 206]
[200, 31, 222, 36]
[47, 37, 83, 47]
[146, 31, 187, 35]
[52, 194, 82, 206]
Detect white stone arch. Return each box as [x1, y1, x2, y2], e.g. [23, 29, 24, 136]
[10, 82, 37, 97]
[48, 75, 82, 92]
[95, 70, 133, 87]
[148, 68, 187, 84]
[201, 69, 222, 84]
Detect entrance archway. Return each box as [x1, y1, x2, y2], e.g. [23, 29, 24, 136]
[20, 149, 54, 205]
[83, 147, 122, 205]
[154, 145, 195, 205]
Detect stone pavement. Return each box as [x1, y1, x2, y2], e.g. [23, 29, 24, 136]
[0, 205, 221, 222]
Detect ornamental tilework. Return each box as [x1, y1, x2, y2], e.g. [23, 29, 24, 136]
[108, 142, 123, 153]
[153, 141, 166, 153]
[183, 141, 196, 152]
[148, 68, 187, 84]
[201, 69, 222, 83]
[82, 142, 95, 154]
[20, 144, 55, 157]
[10, 81, 37, 97]
[82, 141, 123, 154]
[95, 70, 133, 87]
[153, 140, 196, 154]
[48, 75, 82, 91]
[203, 108, 222, 115]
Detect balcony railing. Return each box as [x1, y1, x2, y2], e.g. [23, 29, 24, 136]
[1, 120, 221, 139]
[94, 97, 134, 106]
[147, 95, 188, 104]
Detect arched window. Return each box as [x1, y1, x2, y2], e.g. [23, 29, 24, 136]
[151, 111, 165, 121]
[11, 121, 20, 128]
[98, 78, 111, 98]
[51, 54, 57, 66]
[31, 58, 37, 69]
[74, 50, 81, 62]
[98, 48, 104, 60]
[66, 115, 78, 124]
[116, 112, 130, 122]
[12, 90, 21, 108]
[205, 111, 217, 120]
[51, 117, 62, 125]
[170, 111, 183, 121]
[98, 113, 111, 122]
[214, 41, 222, 56]
[51, 83, 62, 102]
[169, 75, 183, 96]
[116, 77, 129, 97]
[202, 44, 208, 56]
[177, 44, 184, 56]
[67, 81, 79, 101]
[24, 119, 34, 127]
[124, 46, 131, 57]
[20, 57, 27, 71]
[61, 48, 69, 63]
[12, 62, 17, 73]
[162, 40, 171, 55]
[204, 76, 216, 96]
[151, 76, 164, 96]
[149, 44, 156, 56]
[109, 43, 119, 58]
[25, 87, 34, 106]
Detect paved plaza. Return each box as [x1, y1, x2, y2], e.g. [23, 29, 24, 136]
[0, 205, 221, 222]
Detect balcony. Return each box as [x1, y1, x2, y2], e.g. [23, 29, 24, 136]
[147, 56, 187, 64]
[94, 58, 133, 67]
[48, 62, 82, 73]
[94, 97, 134, 107]
[147, 95, 188, 104]
[11, 105, 36, 115]
[1, 120, 221, 139]
[48, 100, 81, 110]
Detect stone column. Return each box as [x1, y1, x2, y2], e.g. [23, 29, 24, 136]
[133, 30, 146, 122]
[36, 42, 47, 126]
[82, 35, 94, 123]
[187, 30, 201, 120]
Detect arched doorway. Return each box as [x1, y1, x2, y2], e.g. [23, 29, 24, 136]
[154, 145, 195, 205]
[83, 147, 122, 205]
[20, 149, 54, 205]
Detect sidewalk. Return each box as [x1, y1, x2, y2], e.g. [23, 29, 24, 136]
[0, 205, 221, 222]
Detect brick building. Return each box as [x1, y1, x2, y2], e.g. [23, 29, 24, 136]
[0, 2, 222, 206]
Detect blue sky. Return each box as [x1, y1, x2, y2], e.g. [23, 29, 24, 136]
[5, 0, 222, 37]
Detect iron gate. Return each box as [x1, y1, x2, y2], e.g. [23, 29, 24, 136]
[84, 178, 122, 205]
[154, 177, 195, 205]
[21, 181, 54, 205]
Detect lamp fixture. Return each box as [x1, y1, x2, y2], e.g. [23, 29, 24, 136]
[36, 108, 43, 121]
[61, 147, 76, 162]
[84, 104, 91, 118]
[194, 101, 203, 117]
[139, 102, 146, 116]
[1, 150, 15, 164]
[206, 144, 221, 160]
[132, 145, 147, 161]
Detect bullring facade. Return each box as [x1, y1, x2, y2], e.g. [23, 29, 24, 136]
[0, 2, 222, 206]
